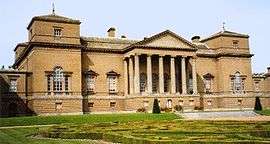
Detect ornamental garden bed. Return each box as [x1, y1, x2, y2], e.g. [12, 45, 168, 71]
[38, 120, 270, 144]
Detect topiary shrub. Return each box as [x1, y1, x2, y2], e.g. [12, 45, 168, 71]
[136, 107, 147, 113]
[152, 98, 160, 114]
[174, 105, 183, 112]
[254, 96, 262, 111]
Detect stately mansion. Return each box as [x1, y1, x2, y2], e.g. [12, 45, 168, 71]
[0, 12, 269, 116]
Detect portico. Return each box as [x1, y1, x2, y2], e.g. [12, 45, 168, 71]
[124, 54, 198, 96]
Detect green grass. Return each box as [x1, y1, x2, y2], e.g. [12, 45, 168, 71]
[1, 113, 270, 143]
[41, 120, 270, 143]
[0, 113, 179, 127]
[256, 109, 270, 116]
[0, 127, 101, 144]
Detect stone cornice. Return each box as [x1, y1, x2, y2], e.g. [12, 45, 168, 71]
[196, 52, 254, 58]
[13, 42, 83, 68]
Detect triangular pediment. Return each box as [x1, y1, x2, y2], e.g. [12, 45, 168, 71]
[132, 30, 195, 49]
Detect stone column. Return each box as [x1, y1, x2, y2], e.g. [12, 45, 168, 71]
[192, 57, 198, 94]
[159, 55, 164, 93]
[134, 54, 140, 94]
[170, 56, 176, 94]
[181, 57, 187, 94]
[129, 57, 134, 94]
[123, 58, 128, 96]
[147, 54, 152, 94]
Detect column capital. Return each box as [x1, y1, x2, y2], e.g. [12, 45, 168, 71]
[181, 55, 187, 58]
[159, 54, 166, 57]
[146, 54, 152, 57]
[134, 53, 141, 56]
[170, 55, 177, 58]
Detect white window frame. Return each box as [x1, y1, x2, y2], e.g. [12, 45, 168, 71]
[166, 99, 172, 109]
[86, 75, 96, 93]
[9, 79, 17, 92]
[53, 67, 64, 92]
[108, 76, 118, 93]
[53, 28, 62, 37]
[204, 78, 211, 93]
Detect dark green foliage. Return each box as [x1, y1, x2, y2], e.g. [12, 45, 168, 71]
[152, 98, 161, 114]
[174, 105, 183, 112]
[136, 107, 147, 113]
[254, 96, 262, 111]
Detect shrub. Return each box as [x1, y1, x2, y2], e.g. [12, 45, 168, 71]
[174, 105, 183, 112]
[254, 96, 262, 111]
[136, 107, 146, 113]
[152, 98, 160, 114]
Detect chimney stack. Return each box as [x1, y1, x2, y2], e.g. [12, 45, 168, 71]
[107, 27, 116, 37]
[191, 36, 200, 43]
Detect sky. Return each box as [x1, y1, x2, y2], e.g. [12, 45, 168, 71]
[0, 0, 269, 73]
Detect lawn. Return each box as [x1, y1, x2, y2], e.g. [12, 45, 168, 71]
[39, 120, 270, 143]
[1, 113, 270, 144]
[0, 113, 178, 127]
[256, 109, 270, 116]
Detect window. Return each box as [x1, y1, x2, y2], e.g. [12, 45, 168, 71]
[204, 78, 211, 93]
[188, 77, 193, 94]
[232, 40, 239, 48]
[140, 73, 147, 93]
[231, 72, 245, 94]
[86, 75, 96, 93]
[9, 79, 17, 92]
[110, 102, 116, 107]
[207, 100, 212, 106]
[152, 73, 159, 93]
[166, 99, 172, 108]
[164, 73, 170, 93]
[54, 28, 62, 37]
[108, 76, 117, 93]
[179, 100, 184, 106]
[189, 99, 194, 106]
[238, 99, 242, 105]
[254, 81, 259, 92]
[55, 102, 62, 111]
[53, 67, 64, 92]
[88, 102, 94, 107]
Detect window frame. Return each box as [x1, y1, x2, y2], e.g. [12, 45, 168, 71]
[108, 75, 118, 93]
[231, 72, 245, 94]
[9, 79, 17, 92]
[53, 28, 62, 37]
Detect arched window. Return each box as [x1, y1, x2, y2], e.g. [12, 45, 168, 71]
[140, 73, 147, 93]
[152, 73, 159, 93]
[164, 73, 170, 93]
[53, 67, 64, 92]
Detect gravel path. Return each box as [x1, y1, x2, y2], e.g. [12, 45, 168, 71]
[177, 111, 270, 121]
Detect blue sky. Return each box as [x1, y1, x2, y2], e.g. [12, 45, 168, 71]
[0, 0, 269, 73]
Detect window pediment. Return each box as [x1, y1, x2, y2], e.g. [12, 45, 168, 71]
[84, 70, 99, 76]
[106, 70, 120, 76]
[203, 73, 214, 79]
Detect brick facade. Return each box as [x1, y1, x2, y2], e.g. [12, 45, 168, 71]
[0, 12, 269, 116]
